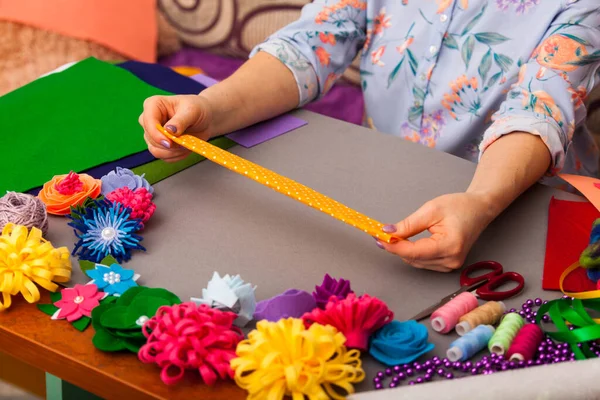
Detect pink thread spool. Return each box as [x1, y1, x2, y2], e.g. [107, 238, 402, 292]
[430, 292, 479, 334]
[506, 323, 544, 361]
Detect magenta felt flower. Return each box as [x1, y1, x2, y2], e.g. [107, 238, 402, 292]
[54, 284, 104, 322]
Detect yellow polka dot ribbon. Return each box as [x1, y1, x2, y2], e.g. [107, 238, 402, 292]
[157, 125, 399, 244]
[0, 223, 72, 311]
[230, 318, 365, 400]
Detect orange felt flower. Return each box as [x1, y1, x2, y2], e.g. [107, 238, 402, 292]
[533, 34, 588, 72]
[38, 172, 102, 216]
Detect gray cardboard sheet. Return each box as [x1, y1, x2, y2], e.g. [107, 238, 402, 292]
[45, 110, 586, 397]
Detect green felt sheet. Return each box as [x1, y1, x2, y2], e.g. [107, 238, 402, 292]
[0, 57, 172, 194]
[131, 137, 237, 185]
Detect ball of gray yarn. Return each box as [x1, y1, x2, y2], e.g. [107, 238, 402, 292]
[0, 192, 49, 236]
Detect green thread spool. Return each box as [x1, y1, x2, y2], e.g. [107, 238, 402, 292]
[488, 312, 524, 355]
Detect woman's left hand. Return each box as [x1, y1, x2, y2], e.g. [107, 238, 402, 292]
[375, 192, 496, 272]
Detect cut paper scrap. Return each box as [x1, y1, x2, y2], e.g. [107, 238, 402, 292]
[559, 174, 600, 212]
[157, 125, 399, 244]
[0, 0, 156, 62]
[190, 272, 257, 327]
[0, 57, 171, 194]
[542, 197, 598, 291]
[254, 289, 317, 322]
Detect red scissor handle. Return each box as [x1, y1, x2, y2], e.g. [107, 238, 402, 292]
[476, 271, 525, 301]
[459, 261, 503, 286]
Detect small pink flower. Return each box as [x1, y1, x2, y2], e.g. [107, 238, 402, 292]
[54, 284, 104, 322]
[55, 171, 84, 195]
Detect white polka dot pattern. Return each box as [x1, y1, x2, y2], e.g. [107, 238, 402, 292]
[158, 125, 398, 244]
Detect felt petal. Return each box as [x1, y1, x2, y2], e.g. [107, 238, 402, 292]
[56, 302, 77, 319]
[79, 284, 100, 298]
[92, 328, 126, 352]
[100, 305, 132, 329]
[66, 309, 84, 322]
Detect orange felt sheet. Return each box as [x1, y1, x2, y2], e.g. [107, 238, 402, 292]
[0, 0, 157, 62]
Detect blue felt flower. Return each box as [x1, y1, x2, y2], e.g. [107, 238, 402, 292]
[369, 320, 434, 366]
[86, 263, 139, 296]
[68, 201, 145, 263]
[100, 167, 154, 196]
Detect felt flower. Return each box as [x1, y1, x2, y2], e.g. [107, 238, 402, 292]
[139, 303, 244, 386]
[253, 289, 317, 321]
[191, 272, 256, 327]
[302, 293, 394, 351]
[38, 171, 101, 215]
[86, 263, 139, 296]
[53, 284, 104, 322]
[68, 201, 145, 263]
[0, 223, 71, 311]
[100, 167, 154, 197]
[105, 187, 156, 226]
[369, 320, 435, 366]
[313, 273, 353, 309]
[91, 286, 181, 353]
[231, 318, 365, 399]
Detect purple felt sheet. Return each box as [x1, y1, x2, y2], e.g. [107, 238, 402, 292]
[189, 73, 307, 147]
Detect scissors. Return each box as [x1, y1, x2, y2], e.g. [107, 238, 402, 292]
[410, 261, 525, 321]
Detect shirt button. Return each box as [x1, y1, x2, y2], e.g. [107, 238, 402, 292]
[420, 73, 427, 81]
[440, 14, 448, 22]
[429, 45, 437, 54]
[414, 100, 421, 107]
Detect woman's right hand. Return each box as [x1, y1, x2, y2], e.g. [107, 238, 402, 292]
[139, 94, 214, 163]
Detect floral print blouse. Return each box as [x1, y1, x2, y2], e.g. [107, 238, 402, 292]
[250, 0, 600, 184]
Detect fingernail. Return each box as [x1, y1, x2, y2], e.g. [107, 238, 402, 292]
[382, 224, 397, 233]
[165, 125, 177, 134]
[375, 240, 384, 249]
[160, 139, 171, 149]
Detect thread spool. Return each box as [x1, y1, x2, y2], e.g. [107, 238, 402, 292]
[488, 312, 525, 355]
[455, 301, 506, 336]
[431, 292, 479, 334]
[0, 192, 49, 236]
[447, 325, 495, 362]
[506, 324, 544, 361]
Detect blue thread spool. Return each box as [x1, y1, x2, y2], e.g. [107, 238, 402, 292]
[447, 324, 495, 362]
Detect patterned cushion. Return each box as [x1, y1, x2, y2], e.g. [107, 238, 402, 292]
[158, 0, 360, 85]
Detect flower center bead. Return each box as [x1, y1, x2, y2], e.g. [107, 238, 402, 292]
[103, 271, 122, 284]
[74, 296, 84, 304]
[101, 227, 117, 241]
[136, 315, 149, 326]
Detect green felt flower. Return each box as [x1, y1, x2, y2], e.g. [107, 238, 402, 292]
[91, 286, 181, 352]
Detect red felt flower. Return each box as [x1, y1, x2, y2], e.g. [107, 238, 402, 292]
[54, 284, 104, 322]
[138, 302, 244, 385]
[302, 293, 394, 351]
[106, 187, 156, 226]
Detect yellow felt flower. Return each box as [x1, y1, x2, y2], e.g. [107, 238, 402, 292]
[0, 223, 71, 311]
[230, 318, 365, 400]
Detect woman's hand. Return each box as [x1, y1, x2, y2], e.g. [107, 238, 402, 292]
[138, 94, 214, 163]
[376, 132, 551, 272]
[376, 192, 495, 272]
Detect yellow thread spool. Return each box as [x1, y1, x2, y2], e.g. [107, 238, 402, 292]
[156, 124, 399, 244]
[455, 301, 506, 336]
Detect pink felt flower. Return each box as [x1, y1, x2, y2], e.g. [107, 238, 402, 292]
[54, 284, 104, 322]
[106, 187, 156, 226]
[302, 293, 394, 351]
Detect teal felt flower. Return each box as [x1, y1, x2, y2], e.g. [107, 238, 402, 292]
[369, 320, 434, 366]
[86, 263, 139, 296]
[91, 286, 181, 353]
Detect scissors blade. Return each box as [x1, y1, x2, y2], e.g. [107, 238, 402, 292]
[410, 301, 444, 321]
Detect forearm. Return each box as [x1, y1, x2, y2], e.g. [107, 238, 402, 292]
[199, 51, 300, 137]
[467, 132, 551, 222]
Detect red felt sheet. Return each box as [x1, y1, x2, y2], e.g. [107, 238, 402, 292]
[543, 197, 599, 291]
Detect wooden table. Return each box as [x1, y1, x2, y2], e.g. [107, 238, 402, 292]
[0, 111, 576, 400]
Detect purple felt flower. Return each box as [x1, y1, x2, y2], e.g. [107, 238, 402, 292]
[253, 289, 317, 322]
[312, 274, 353, 309]
[100, 167, 154, 196]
